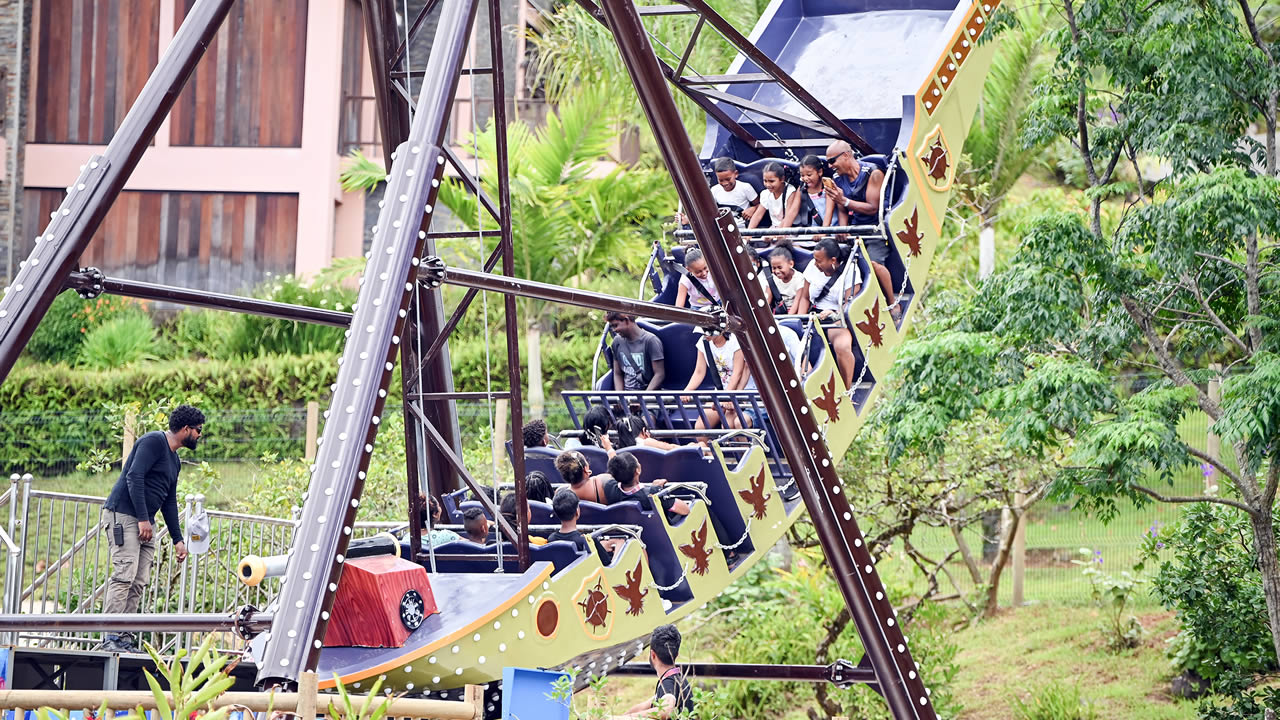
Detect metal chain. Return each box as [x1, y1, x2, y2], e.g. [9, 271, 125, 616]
[715, 517, 753, 551]
[649, 561, 692, 592]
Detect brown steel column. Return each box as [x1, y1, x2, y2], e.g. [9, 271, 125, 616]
[597, 1, 936, 718]
[0, 0, 237, 385]
[486, 0, 530, 570]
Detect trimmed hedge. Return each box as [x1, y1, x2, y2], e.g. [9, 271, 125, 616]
[0, 334, 595, 474]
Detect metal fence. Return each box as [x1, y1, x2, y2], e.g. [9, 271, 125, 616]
[0, 474, 400, 653]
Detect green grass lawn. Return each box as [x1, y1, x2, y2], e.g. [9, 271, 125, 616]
[953, 605, 1197, 720]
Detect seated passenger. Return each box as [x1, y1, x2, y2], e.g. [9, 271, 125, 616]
[498, 492, 547, 546]
[674, 247, 720, 310]
[609, 311, 666, 394]
[603, 451, 690, 522]
[419, 495, 460, 548]
[769, 244, 808, 314]
[521, 419, 552, 449]
[615, 412, 679, 451]
[555, 450, 610, 505]
[797, 154, 844, 229]
[796, 237, 861, 387]
[710, 156, 761, 223]
[825, 140, 898, 319]
[566, 404, 616, 457]
[748, 161, 802, 231]
[525, 470, 554, 503]
[549, 488, 621, 563]
[462, 506, 489, 544]
[682, 330, 750, 431]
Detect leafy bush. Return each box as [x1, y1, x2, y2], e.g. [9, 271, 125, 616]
[704, 548, 960, 719]
[1139, 503, 1278, 684]
[1011, 683, 1097, 720]
[24, 291, 145, 363]
[162, 309, 239, 355]
[222, 274, 355, 358]
[1196, 671, 1280, 719]
[78, 311, 160, 369]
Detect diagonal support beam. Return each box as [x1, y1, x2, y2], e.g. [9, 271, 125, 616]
[0, 0, 237, 388]
[255, 0, 480, 688]
[597, 2, 936, 718]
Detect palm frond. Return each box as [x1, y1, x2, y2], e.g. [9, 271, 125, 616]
[338, 150, 387, 194]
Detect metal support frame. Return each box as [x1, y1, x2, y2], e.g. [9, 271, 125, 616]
[597, 2, 936, 718]
[255, 0, 480, 688]
[0, 0, 237, 386]
[609, 660, 873, 688]
[0, 612, 273, 634]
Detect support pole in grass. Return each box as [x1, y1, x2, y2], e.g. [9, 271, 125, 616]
[122, 409, 137, 461]
[1012, 490, 1027, 607]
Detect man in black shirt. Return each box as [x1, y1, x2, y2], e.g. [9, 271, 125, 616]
[100, 405, 204, 653]
[622, 624, 696, 719]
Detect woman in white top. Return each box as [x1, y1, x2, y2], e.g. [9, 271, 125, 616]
[681, 331, 749, 431]
[674, 247, 720, 310]
[748, 162, 802, 230]
[795, 237, 862, 388]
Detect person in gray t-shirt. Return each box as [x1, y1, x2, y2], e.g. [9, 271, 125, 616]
[608, 312, 666, 392]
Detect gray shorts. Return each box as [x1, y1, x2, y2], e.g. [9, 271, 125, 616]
[863, 235, 891, 265]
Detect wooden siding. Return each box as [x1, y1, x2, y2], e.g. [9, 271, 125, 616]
[20, 188, 298, 293]
[169, 0, 309, 147]
[29, 0, 160, 145]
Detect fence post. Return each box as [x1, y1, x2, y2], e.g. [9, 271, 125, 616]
[122, 410, 137, 462]
[296, 671, 319, 720]
[1207, 363, 1222, 493]
[305, 401, 319, 461]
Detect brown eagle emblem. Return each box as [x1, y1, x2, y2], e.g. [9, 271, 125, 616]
[896, 207, 923, 257]
[737, 466, 772, 520]
[679, 521, 714, 576]
[921, 138, 950, 184]
[612, 559, 649, 617]
[812, 371, 841, 422]
[855, 303, 886, 348]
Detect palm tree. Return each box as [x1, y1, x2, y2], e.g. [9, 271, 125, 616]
[344, 88, 675, 417]
[957, 3, 1055, 278]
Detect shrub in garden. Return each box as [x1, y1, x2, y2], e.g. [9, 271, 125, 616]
[24, 291, 145, 364]
[1139, 503, 1278, 686]
[223, 274, 355, 358]
[1010, 683, 1097, 720]
[78, 311, 160, 369]
[1072, 548, 1144, 650]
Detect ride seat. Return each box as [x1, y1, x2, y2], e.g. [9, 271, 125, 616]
[629, 446, 752, 556]
[596, 321, 714, 393]
[415, 539, 585, 574]
[575, 498, 695, 603]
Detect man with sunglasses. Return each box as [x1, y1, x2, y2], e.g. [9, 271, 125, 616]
[99, 404, 205, 652]
[824, 139, 899, 318]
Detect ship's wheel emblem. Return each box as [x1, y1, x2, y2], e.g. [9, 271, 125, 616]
[917, 126, 954, 191]
[399, 589, 425, 630]
[574, 573, 614, 639]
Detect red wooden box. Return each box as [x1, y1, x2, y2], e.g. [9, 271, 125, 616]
[324, 555, 437, 648]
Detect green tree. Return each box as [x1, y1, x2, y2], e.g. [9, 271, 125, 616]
[345, 88, 674, 417]
[878, 0, 1280, 663]
[957, 3, 1056, 278]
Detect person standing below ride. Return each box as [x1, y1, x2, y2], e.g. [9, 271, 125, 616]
[621, 624, 696, 719]
[681, 330, 749, 431]
[796, 237, 862, 387]
[710, 157, 761, 223]
[603, 452, 690, 523]
[609, 312, 666, 397]
[673, 247, 720, 310]
[769, 244, 809, 314]
[99, 405, 203, 653]
[798, 155, 843, 229]
[824, 139, 899, 318]
[748, 162, 802, 230]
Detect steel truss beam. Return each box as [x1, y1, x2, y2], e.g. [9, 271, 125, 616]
[597, 2, 937, 718]
[609, 660, 874, 688]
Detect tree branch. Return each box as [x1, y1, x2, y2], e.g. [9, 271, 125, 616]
[1130, 481, 1254, 515]
[1185, 445, 1247, 491]
[1264, 450, 1280, 510]
[1120, 294, 1220, 419]
[1237, 0, 1268, 54]
[1182, 272, 1251, 355]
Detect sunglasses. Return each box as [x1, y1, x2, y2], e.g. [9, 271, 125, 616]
[825, 150, 849, 163]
